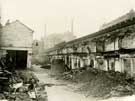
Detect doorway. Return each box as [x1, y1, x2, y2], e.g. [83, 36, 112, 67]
[7, 50, 28, 69]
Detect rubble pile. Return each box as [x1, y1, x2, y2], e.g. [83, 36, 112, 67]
[61, 68, 86, 82]
[108, 85, 134, 98]
[0, 69, 47, 101]
[61, 67, 135, 98]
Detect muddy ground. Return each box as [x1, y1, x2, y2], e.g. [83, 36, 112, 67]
[33, 65, 135, 101]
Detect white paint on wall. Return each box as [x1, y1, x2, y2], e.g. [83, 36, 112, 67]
[115, 59, 122, 72]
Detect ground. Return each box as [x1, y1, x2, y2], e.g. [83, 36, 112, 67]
[33, 65, 135, 101]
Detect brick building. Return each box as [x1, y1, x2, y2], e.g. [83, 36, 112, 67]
[0, 20, 33, 69]
[46, 10, 135, 77]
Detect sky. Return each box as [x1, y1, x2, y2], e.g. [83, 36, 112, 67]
[0, 0, 135, 39]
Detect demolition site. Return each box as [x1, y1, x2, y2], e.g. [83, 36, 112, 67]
[1, 6, 135, 101]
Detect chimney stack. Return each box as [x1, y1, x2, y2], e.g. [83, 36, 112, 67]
[71, 18, 74, 34]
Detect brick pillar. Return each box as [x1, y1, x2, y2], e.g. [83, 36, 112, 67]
[65, 56, 67, 64]
[76, 57, 79, 68]
[131, 59, 133, 77]
[27, 50, 32, 68]
[71, 56, 75, 69]
[80, 58, 84, 68]
[121, 58, 124, 73]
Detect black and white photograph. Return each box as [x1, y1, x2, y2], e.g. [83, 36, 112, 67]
[0, 0, 135, 101]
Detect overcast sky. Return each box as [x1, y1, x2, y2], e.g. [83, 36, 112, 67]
[1, 0, 135, 39]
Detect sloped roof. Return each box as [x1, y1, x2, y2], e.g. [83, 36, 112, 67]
[4, 20, 34, 33]
[101, 9, 135, 29]
[65, 10, 135, 46]
[46, 10, 135, 53]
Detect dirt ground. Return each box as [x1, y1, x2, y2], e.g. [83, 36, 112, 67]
[32, 65, 135, 101]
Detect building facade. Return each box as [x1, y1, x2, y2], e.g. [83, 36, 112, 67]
[46, 10, 135, 77]
[0, 20, 33, 69]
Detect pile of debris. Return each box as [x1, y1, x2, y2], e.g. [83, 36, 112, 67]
[0, 59, 48, 101]
[107, 85, 134, 98]
[61, 67, 135, 98]
[0, 70, 48, 101]
[61, 67, 86, 82]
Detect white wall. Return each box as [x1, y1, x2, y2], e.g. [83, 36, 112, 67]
[1, 21, 33, 48]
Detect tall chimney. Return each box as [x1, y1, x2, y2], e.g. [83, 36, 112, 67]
[0, 1, 2, 28]
[43, 24, 47, 49]
[71, 18, 74, 34]
[44, 24, 47, 38]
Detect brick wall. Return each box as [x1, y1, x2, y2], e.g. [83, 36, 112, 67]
[122, 32, 135, 49]
[0, 21, 33, 48]
[105, 40, 114, 51]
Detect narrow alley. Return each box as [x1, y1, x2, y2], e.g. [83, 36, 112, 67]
[33, 65, 135, 101]
[33, 65, 96, 101]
